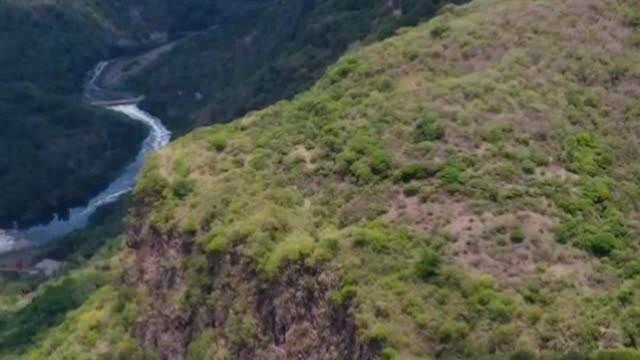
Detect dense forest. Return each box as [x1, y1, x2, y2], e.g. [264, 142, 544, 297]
[0, 2, 137, 227]
[0, 85, 145, 227]
[0, 0, 227, 227]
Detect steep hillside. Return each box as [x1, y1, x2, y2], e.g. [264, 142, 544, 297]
[124, 0, 640, 358]
[0, 1, 149, 227]
[4, 0, 640, 359]
[0, 0, 461, 227]
[127, 0, 469, 132]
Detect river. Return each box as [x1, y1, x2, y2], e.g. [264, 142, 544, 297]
[0, 61, 171, 252]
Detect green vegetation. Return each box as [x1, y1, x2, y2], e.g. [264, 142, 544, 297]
[125, 0, 640, 357]
[4, 0, 640, 359]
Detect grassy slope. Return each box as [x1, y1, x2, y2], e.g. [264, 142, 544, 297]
[129, 0, 640, 358]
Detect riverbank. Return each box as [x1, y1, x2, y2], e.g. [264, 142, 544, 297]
[0, 56, 171, 253]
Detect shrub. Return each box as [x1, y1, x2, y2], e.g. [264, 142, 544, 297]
[209, 134, 227, 152]
[381, 347, 397, 360]
[595, 349, 640, 360]
[582, 177, 610, 204]
[521, 159, 536, 175]
[492, 324, 518, 350]
[510, 226, 525, 243]
[564, 131, 611, 175]
[335, 150, 359, 175]
[482, 123, 512, 143]
[415, 249, 442, 280]
[403, 182, 421, 197]
[370, 150, 392, 176]
[398, 162, 439, 182]
[578, 232, 621, 257]
[496, 237, 507, 247]
[529, 149, 550, 167]
[419, 185, 436, 202]
[351, 160, 374, 184]
[488, 298, 516, 322]
[494, 161, 517, 179]
[430, 22, 451, 38]
[172, 178, 194, 199]
[511, 351, 536, 360]
[133, 156, 169, 202]
[609, 59, 631, 84]
[438, 162, 465, 185]
[623, 5, 640, 28]
[351, 227, 388, 252]
[414, 113, 445, 142]
[436, 320, 469, 343]
[327, 56, 366, 84]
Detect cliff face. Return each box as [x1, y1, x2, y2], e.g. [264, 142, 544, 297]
[127, 205, 376, 360]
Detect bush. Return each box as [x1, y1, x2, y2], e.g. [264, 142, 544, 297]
[510, 226, 525, 243]
[209, 134, 227, 152]
[511, 351, 536, 360]
[430, 22, 451, 38]
[381, 347, 397, 360]
[398, 162, 440, 183]
[529, 149, 550, 167]
[414, 113, 445, 142]
[436, 320, 469, 343]
[172, 178, 195, 199]
[370, 150, 392, 176]
[582, 177, 610, 204]
[578, 232, 621, 257]
[415, 249, 442, 280]
[623, 6, 640, 28]
[403, 182, 421, 197]
[438, 162, 465, 185]
[351, 160, 374, 184]
[327, 56, 366, 84]
[609, 59, 630, 84]
[419, 185, 436, 202]
[521, 159, 536, 175]
[564, 132, 612, 175]
[482, 123, 512, 143]
[595, 349, 640, 360]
